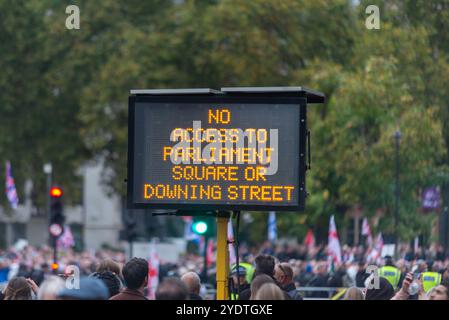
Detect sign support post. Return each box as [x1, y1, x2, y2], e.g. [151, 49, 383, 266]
[216, 211, 230, 300]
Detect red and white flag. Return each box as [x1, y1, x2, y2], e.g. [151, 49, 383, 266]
[206, 239, 214, 267]
[368, 233, 384, 263]
[147, 240, 160, 300]
[227, 220, 236, 265]
[374, 233, 384, 252]
[304, 229, 315, 249]
[361, 218, 373, 246]
[328, 215, 342, 265]
[414, 237, 419, 253]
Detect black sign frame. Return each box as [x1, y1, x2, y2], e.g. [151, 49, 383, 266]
[127, 94, 307, 211]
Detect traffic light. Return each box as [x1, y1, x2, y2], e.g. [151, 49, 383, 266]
[50, 187, 63, 198]
[192, 216, 215, 237]
[49, 186, 65, 237]
[192, 220, 208, 235]
[124, 215, 138, 242]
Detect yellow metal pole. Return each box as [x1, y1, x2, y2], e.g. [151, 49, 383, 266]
[216, 215, 229, 300]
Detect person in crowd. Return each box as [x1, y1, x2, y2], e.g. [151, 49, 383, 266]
[230, 265, 250, 300]
[37, 276, 66, 300]
[295, 262, 314, 287]
[58, 277, 109, 300]
[260, 241, 275, 256]
[307, 261, 329, 298]
[181, 271, 202, 300]
[391, 272, 414, 300]
[327, 264, 347, 288]
[3, 277, 32, 300]
[29, 265, 45, 286]
[440, 267, 449, 283]
[343, 287, 364, 300]
[428, 283, 449, 300]
[355, 260, 368, 287]
[90, 271, 122, 298]
[415, 259, 428, 274]
[379, 256, 402, 290]
[249, 274, 275, 300]
[253, 283, 286, 300]
[239, 255, 277, 300]
[0, 258, 9, 284]
[155, 277, 189, 300]
[110, 258, 148, 300]
[365, 276, 395, 300]
[394, 271, 449, 301]
[274, 262, 303, 300]
[254, 254, 276, 278]
[96, 258, 121, 277]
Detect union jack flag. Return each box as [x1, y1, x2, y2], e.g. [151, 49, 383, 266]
[5, 161, 19, 209]
[57, 225, 75, 249]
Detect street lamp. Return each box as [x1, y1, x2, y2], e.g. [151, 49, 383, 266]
[394, 130, 401, 258]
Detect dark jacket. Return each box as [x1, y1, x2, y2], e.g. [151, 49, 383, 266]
[365, 277, 395, 300]
[238, 277, 288, 300]
[283, 282, 303, 300]
[307, 275, 329, 298]
[110, 288, 148, 300]
[238, 287, 251, 300]
[232, 282, 250, 300]
[189, 293, 203, 300]
[355, 269, 368, 287]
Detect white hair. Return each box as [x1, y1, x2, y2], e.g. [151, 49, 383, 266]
[37, 276, 65, 300]
[181, 271, 201, 294]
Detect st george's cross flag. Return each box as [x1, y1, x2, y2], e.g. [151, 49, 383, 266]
[361, 218, 373, 246]
[328, 215, 342, 265]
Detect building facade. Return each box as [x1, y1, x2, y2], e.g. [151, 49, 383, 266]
[0, 163, 123, 250]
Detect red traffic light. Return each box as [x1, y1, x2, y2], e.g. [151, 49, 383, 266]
[50, 187, 63, 198]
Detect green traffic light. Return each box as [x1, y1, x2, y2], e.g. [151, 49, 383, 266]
[192, 221, 208, 235]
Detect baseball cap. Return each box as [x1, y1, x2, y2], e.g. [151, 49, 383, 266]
[231, 265, 247, 276]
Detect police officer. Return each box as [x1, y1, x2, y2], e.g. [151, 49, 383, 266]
[238, 262, 255, 284]
[230, 265, 250, 300]
[421, 271, 442, 293]
[379, 256, 401, 290]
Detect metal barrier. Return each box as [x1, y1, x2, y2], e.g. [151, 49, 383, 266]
[297, 287, 345, 300]
[201, 285, 353, 300]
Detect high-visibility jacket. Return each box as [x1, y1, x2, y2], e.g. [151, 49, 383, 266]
[421, 272, 442, 293]
[379, 266, 401, 289]
[231, 263, 255, 284]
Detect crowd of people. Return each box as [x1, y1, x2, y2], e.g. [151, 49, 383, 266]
[0, 241, 448, 300]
